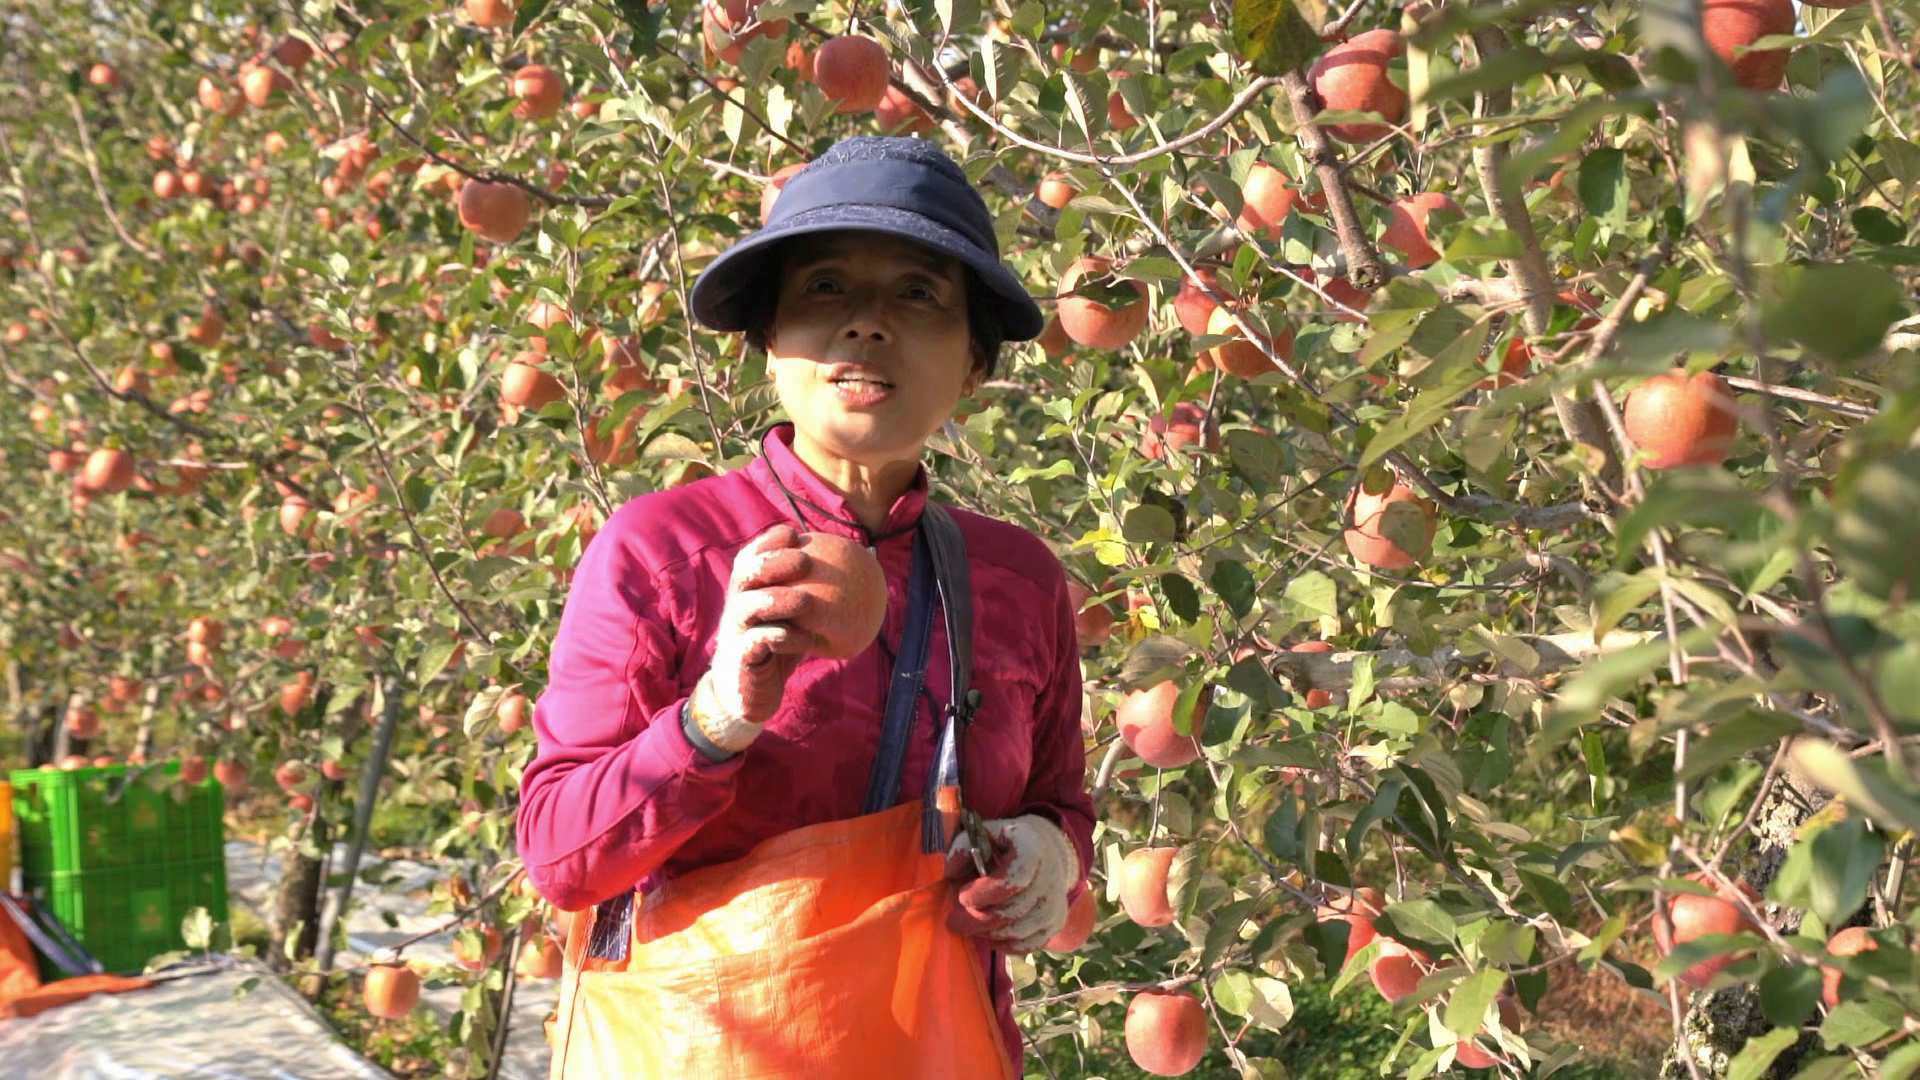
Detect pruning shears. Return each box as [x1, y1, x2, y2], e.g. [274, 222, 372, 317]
[960, 808, 993, 879]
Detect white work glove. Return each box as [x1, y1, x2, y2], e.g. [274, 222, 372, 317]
[685, 525, 815, 753]
[943, 814, 1080, 953]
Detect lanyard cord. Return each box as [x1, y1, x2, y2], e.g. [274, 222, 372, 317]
[763, 442, 921, 547]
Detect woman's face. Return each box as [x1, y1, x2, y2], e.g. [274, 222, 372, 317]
[766, 231, 980, 475]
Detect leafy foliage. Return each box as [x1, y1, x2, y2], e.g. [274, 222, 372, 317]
[8, 0, 1920, 1077]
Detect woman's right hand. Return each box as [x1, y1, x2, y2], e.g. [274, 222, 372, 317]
[686, 524, 816, 753]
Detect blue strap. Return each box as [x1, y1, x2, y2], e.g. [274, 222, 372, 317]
[917, 504, 977, 855]
[861, 526, 936, 815]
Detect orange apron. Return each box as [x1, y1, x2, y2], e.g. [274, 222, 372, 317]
[549, 796, 1013, 1079]
[549, 506, 1016, 1080]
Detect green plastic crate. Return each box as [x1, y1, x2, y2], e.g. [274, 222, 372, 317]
[8, 763, 229, 977]
[9, 762, 224, 876]
[31, 857, 229, 977]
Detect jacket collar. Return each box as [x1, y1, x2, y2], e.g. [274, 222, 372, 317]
[750, 423, 930, 544]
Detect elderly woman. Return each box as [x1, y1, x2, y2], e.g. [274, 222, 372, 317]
[518, 136, 1095, 1079]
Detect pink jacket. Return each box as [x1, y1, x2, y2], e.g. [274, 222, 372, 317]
[517, 423, 1096, 1076]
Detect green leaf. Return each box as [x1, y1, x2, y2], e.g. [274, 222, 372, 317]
[1440, 969, 1504, 1041]
[1226, 655, 1286, 708]
[1792, 1057, 1865, 1080]
[609, 0, 662, 47]
[1678, 709, 1802, 781]
[1059, 71, 1099, 139]
[1420, 44, 1575, 106]
[1756, 966, 1823, 1030]
[1612, 469, 1754, 567]
[1382, 898, 1455, 948]
[1162, 572, 1200, 623]
[1225, 428, 1287, 489]
[1517, 868, 1575, 922]
[1202, 689, 1251, 746]
[1548, 635, 1679, 726]
[1304, 917, 1354, 978]
[933, 0, 981, 36]
[1231, 0, 1322, 77]
[1820, 998, 1903, 1049]
[1727, 1028, 1802, 1080]
[1122, 504, 1178, 544]
[1832, 447, 1920, 602]
[180, 906, 213, 951]
[1790, 740, 1920, 836]
[1263, 791, 1301, 859]
[1348, 654, 1375, 711]
[1882, 1042, 1920, 1080]
[1359, 367, 1486, 469]
[1773, 66, 1873, 164]
[1214, 969, 1256, 1017]
[1203, 897, 1260, 969]
[417, 639, 461, 686]
[1578, 147, 1629, 230]
[1172, 679, 1208, 738]
[464, 684, 507, 738]
[981, 38, 1016, 105]
[1209, 559, 1256, 620]
[513, 0, 558, 34]
[1347, 774, 1407, 862]
[1249, 977, 1295, 1032]
[1763, 262, 1907, 363]
[1808, 817, 1883, 928]
[1283, 571, 1337, 620]
[1853, 206, 1907, 245]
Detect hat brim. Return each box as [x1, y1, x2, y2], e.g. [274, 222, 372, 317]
[689, 204, 1045, 342]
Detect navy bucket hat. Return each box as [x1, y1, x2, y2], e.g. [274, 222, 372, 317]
[689, 136, 1045, 342]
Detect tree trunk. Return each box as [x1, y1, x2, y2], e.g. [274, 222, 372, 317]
[1662, 775, 1826, 1078]
[271, 813, 330, 973]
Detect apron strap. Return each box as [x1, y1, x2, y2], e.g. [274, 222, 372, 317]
[859, 525, 937, 815]
[917, 504, 978, 855]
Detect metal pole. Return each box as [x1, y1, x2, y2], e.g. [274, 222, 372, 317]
[313, 673, 404, 975]
[484, 932, 523, 1080]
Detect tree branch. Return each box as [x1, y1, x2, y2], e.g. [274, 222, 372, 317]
[1465, 25, 1623, 498]
[1263, 629, 1662, 694]
[65, 95, 158, 260]
[1277, 71, 1391, 290]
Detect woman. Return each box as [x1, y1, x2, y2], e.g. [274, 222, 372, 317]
[518, 136, 1096, 1079]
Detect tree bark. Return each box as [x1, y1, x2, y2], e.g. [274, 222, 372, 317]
[271, 816, 330, 974]
[1660, 775, 1826, 1078]
[271, 690, 333, 980]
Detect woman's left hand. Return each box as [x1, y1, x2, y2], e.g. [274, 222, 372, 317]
[943, 814, 1079, 953]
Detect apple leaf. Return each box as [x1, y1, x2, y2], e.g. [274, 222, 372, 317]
[1763, 261, 1907, 363]
[1376, 500, 1437, 563]
[1440, 969, 1504, 1041]
[1578, 147, 1628, 230]
[1789, 739, 1920, 837]
[1208, 559, 1256, 619]
[1832, 447, 1920, 601]
[1230, 0, 1321, 77]
[1820, 999, 1903, 1049]
[608, 0, 660, 46]
[1726, 1028, 1802, 1080]
[1755, 966, 1822, 1031]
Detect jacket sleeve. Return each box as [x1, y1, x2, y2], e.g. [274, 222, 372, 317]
[1014, 572, 1097, 902]
[516, 519, 743, 912]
